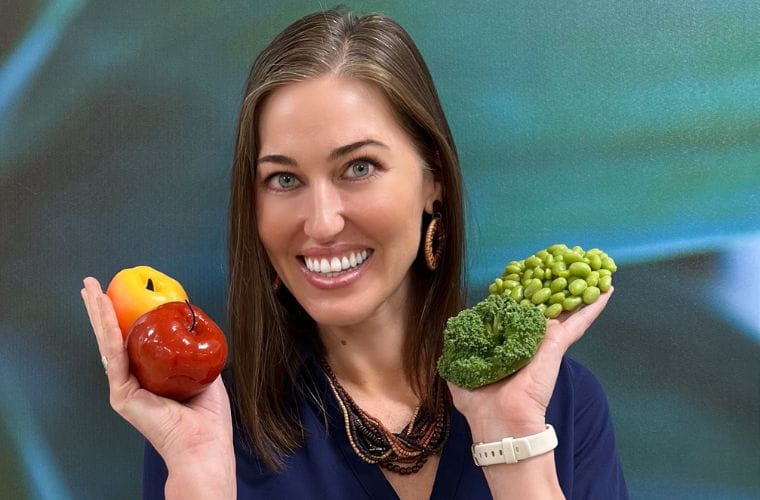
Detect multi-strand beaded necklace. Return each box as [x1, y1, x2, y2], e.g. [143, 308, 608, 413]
[319, 356, 450, 474]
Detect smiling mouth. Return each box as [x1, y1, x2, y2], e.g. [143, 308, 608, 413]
[299, 249, 374, 278]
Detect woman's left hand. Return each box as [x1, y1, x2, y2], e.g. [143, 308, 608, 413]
[448, 287, 614, 441]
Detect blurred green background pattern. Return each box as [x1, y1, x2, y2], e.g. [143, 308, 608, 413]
[1, 1, 758, 498]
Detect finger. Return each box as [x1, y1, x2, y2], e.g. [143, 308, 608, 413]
[96, 293, 131, 390]
[81, 288, 99, 339]
[559, 286, 614, 334]
[82, 278, 106, 349]
[82, 279, 137, 408]
[82, 277, 104, 335]
[93, 293, 177, 436]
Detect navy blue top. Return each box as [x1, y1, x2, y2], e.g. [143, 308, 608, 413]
[142, 353, 628, 499]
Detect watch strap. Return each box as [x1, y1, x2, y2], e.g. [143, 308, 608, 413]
[471, 424, 558, 466]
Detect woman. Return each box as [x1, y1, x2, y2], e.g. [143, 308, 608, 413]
[81, 7, 627, 499]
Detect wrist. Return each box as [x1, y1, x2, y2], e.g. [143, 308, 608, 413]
[165, 456, 236, 500]
[467, 416, 546, 443]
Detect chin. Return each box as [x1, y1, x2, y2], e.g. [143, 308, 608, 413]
[303, 306, 372, 328]
[294, 292, 375, 327]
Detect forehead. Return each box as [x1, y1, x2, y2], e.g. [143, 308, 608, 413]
[257, 75, 409, 157]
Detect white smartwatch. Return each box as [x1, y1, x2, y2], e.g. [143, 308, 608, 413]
[471, 424, 558, 466]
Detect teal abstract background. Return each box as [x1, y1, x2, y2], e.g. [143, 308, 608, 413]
[1, 1, 758, 498]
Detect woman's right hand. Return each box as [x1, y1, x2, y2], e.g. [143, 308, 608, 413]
[80, 277, 235, 484]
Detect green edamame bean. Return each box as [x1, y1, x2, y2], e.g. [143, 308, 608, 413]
[503, 280, 519, 290]
[586, 271, 599, 287]
[544, 267, 552, 280]
[505, 264, 522, 275]
[563, 251, 584, 264]
[495, 278, 503, 288]
[524, 279, 543, 298]
[550, 291, 566, 304]
[572, 245, 585, 256]
[511, 285, 525, 301]
[520, 299, 531, 306]
[557, 270, 570, 278]
[536, 303, 547, 313]
[525, 256, 542, 269]
[522, 269, 534, 281]
[536, 250, 549, 260]
[582, 286, 601, 304]
[589, 254, 602, 271]
[585, 248, 602, 256]
[531, 287, 552, 305]
[488, 283, 498, 294]
[548, 243, 568, 255]
[562, 296, 583, 312]
[551, 261, 566, 275]
[569, 262, 592, 278]
[503, 273, 521, 282]
[550, 277, 567, 293]
[598, 275, 612, 292]
[601, 256, 617, 272]
[545, 303, 563, 319]
[533, 267, 545, 280]
[569, 279, 588, 296]
[542, 253, 554, 266]
[598, 269, 611, 277]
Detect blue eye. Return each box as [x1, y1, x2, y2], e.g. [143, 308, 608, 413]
[347, 160, 375, 178]
[276, 173, 297, 188]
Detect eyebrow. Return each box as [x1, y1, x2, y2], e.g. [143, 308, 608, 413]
[256, 139, 389, 167]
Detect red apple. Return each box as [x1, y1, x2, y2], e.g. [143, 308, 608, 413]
[126, 300, 227, 401]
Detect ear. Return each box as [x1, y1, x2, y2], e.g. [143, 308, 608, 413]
[424, 179, 443, 215]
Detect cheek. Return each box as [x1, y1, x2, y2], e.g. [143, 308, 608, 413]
[349, 183, 424, 255]
[256, 195, 296, 255]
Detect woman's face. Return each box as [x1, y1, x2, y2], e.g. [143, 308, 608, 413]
[255, 75, 440, 327]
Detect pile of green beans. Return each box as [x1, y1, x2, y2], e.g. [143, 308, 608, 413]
[487, 244, 617, 319]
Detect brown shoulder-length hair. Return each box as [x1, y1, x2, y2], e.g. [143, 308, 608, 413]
[227, 6, 467, 471]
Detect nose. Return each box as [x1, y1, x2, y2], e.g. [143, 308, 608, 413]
[303, 181, 345, 242]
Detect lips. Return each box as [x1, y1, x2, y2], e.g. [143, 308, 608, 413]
[296, 249, 374, 289]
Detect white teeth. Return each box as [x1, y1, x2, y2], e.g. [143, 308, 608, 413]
[330, 257, 342, 272]
[304, 249, 372, 276]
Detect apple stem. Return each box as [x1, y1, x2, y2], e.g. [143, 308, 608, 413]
[146, 278, 155, 291]
[186, 299, 197, 332]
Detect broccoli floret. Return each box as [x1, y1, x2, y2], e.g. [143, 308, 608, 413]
[437, 294, 547, 389]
